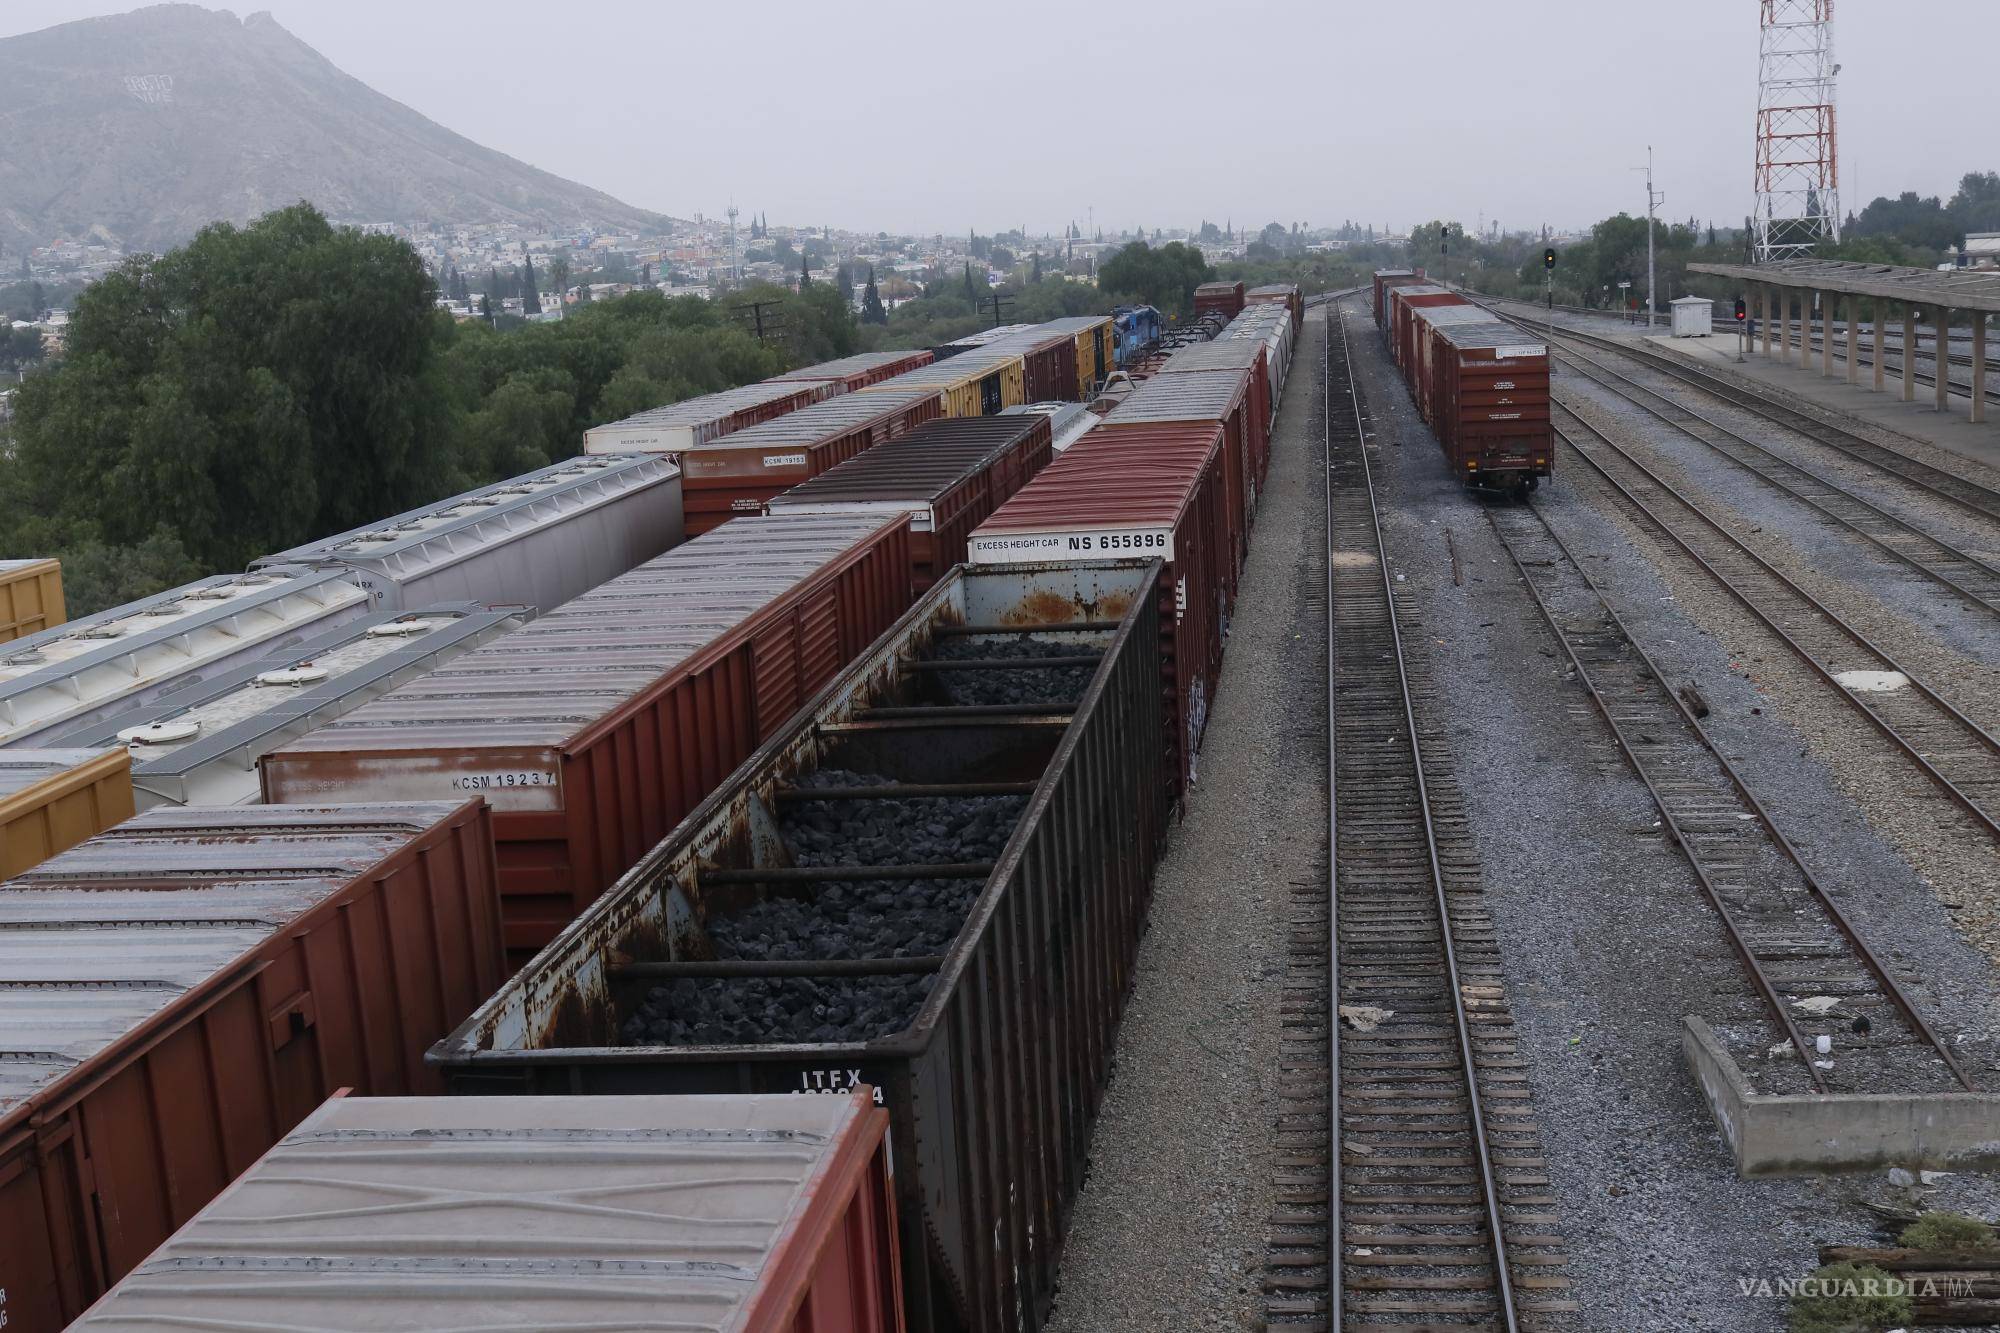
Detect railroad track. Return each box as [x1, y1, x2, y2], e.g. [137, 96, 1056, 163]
[1479, 292, 1985, 365]
[1531, 334, 2000, 620]
[1487, 490, 1975, 1096]
[1273, 296, 1570, 1332]
[1479, 302, 2000, 527]
[1549, 403, 2000, 848]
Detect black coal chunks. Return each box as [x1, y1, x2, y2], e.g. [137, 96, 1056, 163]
[930, 635, 1096, 707]
[622, 973, 936, 1046]
[621, 769, 1023, 1048]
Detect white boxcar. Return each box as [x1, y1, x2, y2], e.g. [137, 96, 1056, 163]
[0, 567, 371, 749]
[254, 453, 683, 614]
[44, 604, 523, 808]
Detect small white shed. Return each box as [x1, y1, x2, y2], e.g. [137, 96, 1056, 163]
[1670, 295, 1714, 338]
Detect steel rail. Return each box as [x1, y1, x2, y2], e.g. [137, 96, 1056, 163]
[1535, 336, 2000, 620]
[1475, 300, 2000, 525]
[1551, 405, 2000, 851]
[1325, 297, 1521, 1333]
[1488, 492, 1970, 1093]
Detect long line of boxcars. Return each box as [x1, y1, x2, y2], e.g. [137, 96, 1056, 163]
[1374, 269, 1553, 492]
[0, 296, 1295, 1332]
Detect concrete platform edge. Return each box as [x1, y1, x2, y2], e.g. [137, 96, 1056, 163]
[1683, 1017, 2000, 1175]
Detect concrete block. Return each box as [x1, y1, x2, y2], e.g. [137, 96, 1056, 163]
[1683, 1017, 2000, 1176]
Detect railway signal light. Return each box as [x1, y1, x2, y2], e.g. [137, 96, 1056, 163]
[1734, 297, 1747, 322]
[1543, 248, 1557, 271]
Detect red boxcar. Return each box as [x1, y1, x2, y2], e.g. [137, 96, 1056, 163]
[260, 515, 917, 960]
[69, 1089, 904, 1333]
[1416, 309, 1553, 491]
[0, 801, 504, 1333]
[1158, 338, 1273, 482]
[1245, 282, 1304, 327]
[1192, 280, 1246, 321]
[1388, 285, 1470, 372]
[968, 420, 1228, 798]
[679, 388, 944, 535]
[1372, 268, 1429, 327]
[1406, 303, 1497, 425]
[1099, 370, 1257, 578]
[767, 414, 1054, 593]
[771, 349, 936, 392]
[584, 379, 843, 455]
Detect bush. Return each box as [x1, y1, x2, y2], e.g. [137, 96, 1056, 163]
[1788, 1262, 1914, 1333]
[1900, 1210, 1996, 1253]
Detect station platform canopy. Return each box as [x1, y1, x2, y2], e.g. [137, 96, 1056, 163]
[1690, 259, 2000, 315]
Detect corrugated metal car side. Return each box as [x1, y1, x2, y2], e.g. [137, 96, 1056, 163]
[0, 802, 504, 1333]
[0, 559, 64, 643]
[679, 394, 944, 536]
[770, 348, 936, 391]
[1016, 335, 1077, 403]
[1097, 374, 1254, 587]
[1372, 268, 1427, 327]
[0, 749, 134, 877]
[430, 559, 1167, 1333]
[260, 519, 918, 960]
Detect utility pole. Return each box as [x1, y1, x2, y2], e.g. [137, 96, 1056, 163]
[1635, 147, 1665, 330]
[987, 289, 1015, 330]
[731, 299, 785, 344]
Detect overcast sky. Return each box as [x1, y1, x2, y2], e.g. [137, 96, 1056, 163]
[3, 0, 1988, 237]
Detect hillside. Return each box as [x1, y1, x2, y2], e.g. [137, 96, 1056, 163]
[0, 4, 667, 254]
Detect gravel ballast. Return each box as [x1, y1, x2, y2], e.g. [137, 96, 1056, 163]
[1045, 313, 1327, 1331]
[1350, 294, 2000, 1332]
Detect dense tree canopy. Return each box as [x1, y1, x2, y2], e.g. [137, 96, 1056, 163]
[1097, 241, 1214, 317]
[0, 206, 860, 614]
[4, 205, 451, 602]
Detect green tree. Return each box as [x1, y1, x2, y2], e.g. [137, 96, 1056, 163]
[861, 266, 888, 325]
[523, 253, 542, 315]
[800, 251, 812, 288]
[4, 204, 452, 589]
[962, 262, 979, 301]
[1098, 240, 1215, 317]
[0, 326, 42, 370]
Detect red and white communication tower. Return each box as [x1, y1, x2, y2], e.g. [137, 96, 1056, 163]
[1753, 0, 1841, 262]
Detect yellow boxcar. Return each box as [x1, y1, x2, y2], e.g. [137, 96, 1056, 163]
[0, 747, 136, 877]
[0, 558, 65, 643]
[857, 351, 1025, 418]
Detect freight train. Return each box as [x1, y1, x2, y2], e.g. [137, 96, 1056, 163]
[0, 294, 1300, 1333]
[1375, 269, 1553, 494]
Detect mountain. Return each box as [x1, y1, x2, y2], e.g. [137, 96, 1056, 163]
[0, 4, 668, 255]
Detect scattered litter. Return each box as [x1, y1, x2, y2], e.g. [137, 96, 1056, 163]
[1353, 1247, 1374, 1256]
[1813, 1059, 1834, 1070]
[1793, 996, 1842, 1016]
[1920, 1171, 1953, 1185]
[1767, 1040, 1794, 1059]
[1339, 1005, 1393, 1032]
[1815, 1034, 1834, 1055]
[1834, 669, 1911, 693]
[1887, 1166, 1916, 1187]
